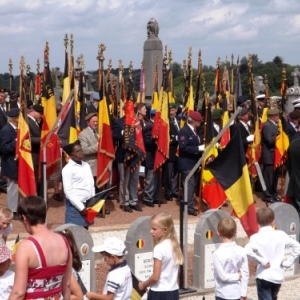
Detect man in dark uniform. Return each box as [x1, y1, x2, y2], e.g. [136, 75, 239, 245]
[163, 103, 179, 201]
[230, 108, 254, 154]
[236, 95, 249, 109]
[178, 111, 205, 216]
[28, 104, 44, 195]
[286, 110, 300, 142]
[0, 88, 8, 130]
[0, 108, 19, 218]
[142, 110, 165, 207]
[111, 115, 143, 213]
[86, 92, 100, 114]
[256, 94, 266, 119]
[261, 108, 280, 203]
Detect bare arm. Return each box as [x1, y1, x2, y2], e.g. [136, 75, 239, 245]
[138, 258, 161, 290]
[62, 249, 72, 299]
[8, 240, 30, 300]
[70, 272, 83, 300]
[86, 291, 114, 300]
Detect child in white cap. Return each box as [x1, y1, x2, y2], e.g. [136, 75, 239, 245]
[86, 237, 132, 300]
[0, 243, 14, 298]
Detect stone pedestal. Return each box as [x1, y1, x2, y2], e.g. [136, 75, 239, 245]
[286, 68, 300, 114]
[143, 18, 163, 108]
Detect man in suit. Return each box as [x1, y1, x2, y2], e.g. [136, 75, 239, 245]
[142, 110, 165, 207]
[178, 111, 205, 216]
[0, 87, 8, 130]
[286, 110, 300, 142]
[78, 112, 110, 215]
[0, 108, 19, 217]
[163, 103, 179, 201]
[111, 116, 143, 213]
[86, 92, 100, 114]
[286, 136, 300, 216]
[28, 104, 44, 195]
[261, 108, 280, 203]
[256, 94, 266, 119]
[230, 108, 254, 154]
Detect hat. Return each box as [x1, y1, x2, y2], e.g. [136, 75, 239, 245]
[7, 108, 19, 117]
[212, 108, 222, 120]
[32, 104, 44, 114]
[256, 94, 266, 101]
[93, 92, 100, 101]
[150, 109, 156, 115]
[292, 98, 300, 105]
[267, 108, 279, 116]
[27, 100, 33, 109]
[63, 140, 81, 155]
[189, 111, 202, 121]
[236, 95, 248, 107]
[294, 103, 300, 108]
[239, 107, 249, 116]
[92, 237, 127, 256]
[85, 112, 97, 121]
[0, 243, 12, 263]
[169, 103, 177, 109]
[289, 110, 300, 120]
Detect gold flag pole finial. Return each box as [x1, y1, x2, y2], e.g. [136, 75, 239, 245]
[70, 34, 74, 56]
[118, 59, 124, 82]
[44, 41, 49, 64]
[36, 58, 40, 74]
[182, 59, 187, 80]
[64, 33, 68, 50]
[168, 49, 173, 67]
[78, 54, 85, 72]
[20, 56, 25, 71]
[26, 64, 31, 75]
[8, 58, 13, 75]
[97, 43, 106, 71]
[128, 60, 133, 79]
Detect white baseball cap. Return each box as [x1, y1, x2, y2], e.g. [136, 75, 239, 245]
[92, 237, 127, 256]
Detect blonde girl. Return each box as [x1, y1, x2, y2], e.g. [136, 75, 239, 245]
[138, 212, 183, 300]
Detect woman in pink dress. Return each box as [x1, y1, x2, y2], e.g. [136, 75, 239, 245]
[9, 196, 72, 300]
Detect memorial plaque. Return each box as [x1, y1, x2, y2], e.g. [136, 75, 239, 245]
[270, 202, 300, 277]
[193, 209, 231, 290]
[55, 223, 95, 292]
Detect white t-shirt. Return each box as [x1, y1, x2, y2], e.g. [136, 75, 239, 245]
[103, 261, 132, 300]
[150, 239, 179, 291]
[0, 270, 14, 298]
[0, 223, 12, 237]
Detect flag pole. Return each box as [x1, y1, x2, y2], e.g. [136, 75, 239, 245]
[42, 90, 74, 204]
[181, 106, 241, 290]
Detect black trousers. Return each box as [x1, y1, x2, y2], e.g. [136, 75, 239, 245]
[262, 164, 279, 199]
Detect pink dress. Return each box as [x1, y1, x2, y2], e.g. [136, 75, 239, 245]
[25, 236, 69, 300]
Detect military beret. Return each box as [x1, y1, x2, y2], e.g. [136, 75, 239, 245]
[267, 108, 279, 116]
[189, 111, 202, 121]
[236, 95, 248, 106]
[289, 110, 300, 120]
[7, 108, 19, 117]
[85, 112, 97, 121]
[212, 108, 222, 120]
[169, 103, 177, 109]
[32, 104, 44, 114]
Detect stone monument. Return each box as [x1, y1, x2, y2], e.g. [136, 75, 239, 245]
[286, 67, 300, 113]
[143, 18, 163, 107]
[255, 75, 265, 96]
[125, 216, 153, 283]
[269, 202, 299, 277]
[53, 67, 63, 103]
[55, 224, 96, 292]
[193, 209, 231, 291]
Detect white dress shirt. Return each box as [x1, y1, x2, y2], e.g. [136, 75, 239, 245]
[245, 226, 300, 284]
[62, 159, 95, 211]
[213, 241, 249, 298]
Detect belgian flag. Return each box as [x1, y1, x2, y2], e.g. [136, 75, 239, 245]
[12, 234, 20, 262]
[207, 131, 258, 237]
[131, 271, 147, 300]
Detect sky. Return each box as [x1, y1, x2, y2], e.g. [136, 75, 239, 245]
[1, 0, 300, 75]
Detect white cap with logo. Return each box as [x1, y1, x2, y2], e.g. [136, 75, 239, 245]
[92, 237, 127, 256]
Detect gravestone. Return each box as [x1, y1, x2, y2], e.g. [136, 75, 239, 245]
[269, 202, 299, 277]
[125, 216, 153, 283]
[143, 18, 163, 108]
[286, 68, 300, 113]
[193, 209, 231, 291]
[55, 224, 95, 293]
[53, 67, 62, 103]
[255, 75, 265, 96]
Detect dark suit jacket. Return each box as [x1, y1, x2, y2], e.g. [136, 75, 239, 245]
[177, 124, 201, 171]
[286, 122, 298, 142]
[168, 117, 180, 162]
[230, 121, 250, 154]
[28, 116, 41, 170]
[287, 137, 300, 199]
[143, 120, 156, 169]
[0, 123, 17, 179]
[0, 108, 7, 130]
[112, 117, 125, 164]
[261, 120, 278, 165]
[86, 103, 98, 114]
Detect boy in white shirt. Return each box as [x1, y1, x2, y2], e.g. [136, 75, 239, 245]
[245, 207, 300, 300]
[213, 217, 249, 300]
[0, 207, 13, 243]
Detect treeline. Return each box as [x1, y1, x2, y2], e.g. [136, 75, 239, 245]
[0, 54, 298, 102]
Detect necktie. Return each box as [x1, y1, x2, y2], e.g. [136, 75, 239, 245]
[93, 129, 98, 139]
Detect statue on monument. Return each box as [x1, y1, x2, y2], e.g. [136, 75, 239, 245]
[147, 18, 159, 38]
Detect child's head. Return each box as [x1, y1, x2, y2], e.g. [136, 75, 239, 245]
[92, 237, 126, 267]
[58, 229, 82, 272]
[256, 207, 274, 227]
[0, 243, 12, 276]
[150, 212, 175, 244]
[0, 208, 13, 230]
[217, 217, 237, 239]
